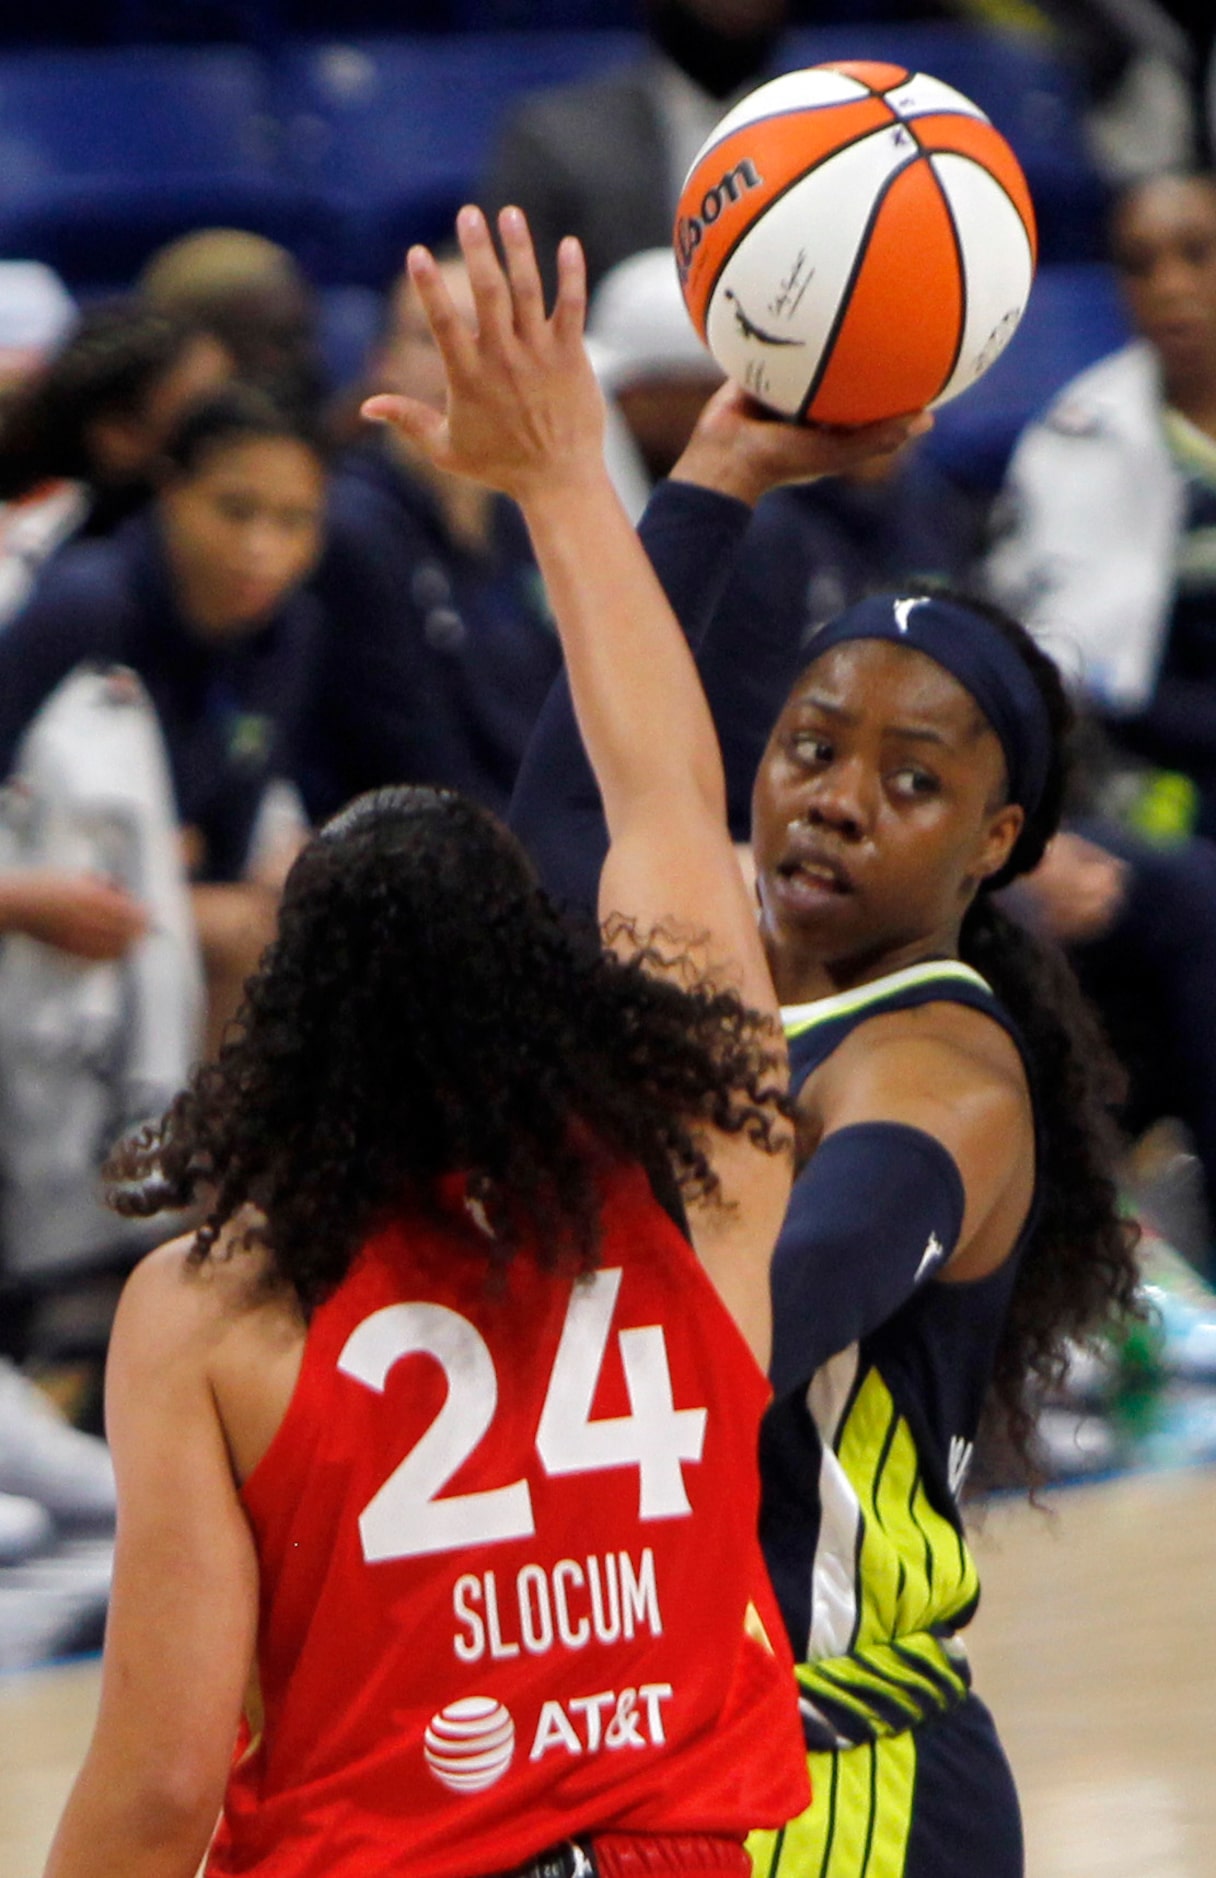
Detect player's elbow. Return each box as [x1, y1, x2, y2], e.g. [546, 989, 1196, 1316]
[121, 1754, 226, 1858]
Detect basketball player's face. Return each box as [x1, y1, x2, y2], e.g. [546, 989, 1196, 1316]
[1113, 177, 1216, 383]
[751, 641, 1023, 997]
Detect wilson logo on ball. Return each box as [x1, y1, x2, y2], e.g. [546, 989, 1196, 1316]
[675, 159, 765, 276]
[673, 60, 1037, 428]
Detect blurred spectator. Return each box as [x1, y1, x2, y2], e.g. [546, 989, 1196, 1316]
[139, 227, 326, 416]
[306, 254, 560, 821]
[0, 300, 232, 625]
[988, 170, 1216, 838]
[586, 246, 723, 519]
[0, 664, 204, 1290]
[481, 0, 789, 305]
[1038, 0, 1198, 178]
[0, 383, 327, 1053]
[1008, 819, 1216, 1268]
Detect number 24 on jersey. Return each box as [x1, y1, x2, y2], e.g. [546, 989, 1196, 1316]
[338, 1267, 708, 1564]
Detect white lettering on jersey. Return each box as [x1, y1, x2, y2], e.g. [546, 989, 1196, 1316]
[339, 1270, 707, 1565]
[553, 1558, 591, 1649]
[339, 1302, 534, 1562]
[529, 1684, 674, 1761]
[620, 1546, 662, 1639]
[452, 1548, 662, 1664]
[537, 1267, 707, 1519]
[530, 1700, 583, 1759]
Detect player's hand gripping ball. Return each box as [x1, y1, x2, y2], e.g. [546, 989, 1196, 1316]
[674, 61, 1037, 427]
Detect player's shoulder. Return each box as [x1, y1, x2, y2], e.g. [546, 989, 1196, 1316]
[819, 996, 1030, 1127]
[113, 1215, 283, 1362]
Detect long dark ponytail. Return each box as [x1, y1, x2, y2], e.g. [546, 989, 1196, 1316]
[919, 590, 1142, 1477]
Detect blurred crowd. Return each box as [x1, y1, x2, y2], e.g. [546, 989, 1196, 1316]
[5, 0, 1216, 1661]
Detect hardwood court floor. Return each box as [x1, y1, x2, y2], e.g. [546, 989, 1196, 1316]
[3, 1465, 1215, 1878]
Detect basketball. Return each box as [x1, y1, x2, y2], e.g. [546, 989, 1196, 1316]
[674, 62, 1037, 427]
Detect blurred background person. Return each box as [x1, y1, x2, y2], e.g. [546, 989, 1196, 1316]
[0, 300, 232, 625]
[306, 250, 560, 821]
[586, 244, 724, 519]
[981, 169, 1216, 1258]
[138, 227, 327, 418]
[1040, 0, 1198, 179]
[0, 382, 327, 1056]
[0, 261, 78, 625]
[988, 170, 1216, 834]
[482, 0, 791, 305]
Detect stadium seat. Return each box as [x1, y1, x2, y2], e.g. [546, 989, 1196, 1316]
[274, 31, 643, 284]
[780, 23, 1110, 264]
[923, 261, 1132, 493]
[0, 46, 314, 287]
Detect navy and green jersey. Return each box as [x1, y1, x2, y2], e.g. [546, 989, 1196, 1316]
[759, 961, 1034, 1756]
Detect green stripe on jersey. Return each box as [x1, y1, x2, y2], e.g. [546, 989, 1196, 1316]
[747, 1731, 918, 1878]
[799, 1369, 979, 1746]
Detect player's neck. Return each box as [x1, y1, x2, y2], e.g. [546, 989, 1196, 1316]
[764, 929, 961, 1007]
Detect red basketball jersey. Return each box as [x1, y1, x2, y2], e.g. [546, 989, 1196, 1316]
[206, 1164, 808, 1878]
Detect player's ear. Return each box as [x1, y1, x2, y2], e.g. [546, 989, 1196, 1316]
[971, 803, 1023, 888]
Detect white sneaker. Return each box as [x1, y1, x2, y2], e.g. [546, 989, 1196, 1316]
[0, 1489, 53, 1564]
[0, 1359, 116, 1524]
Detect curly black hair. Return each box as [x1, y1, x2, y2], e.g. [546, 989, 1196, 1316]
[903, 586, 1143, 1479]
[105, 787, 789, 1306]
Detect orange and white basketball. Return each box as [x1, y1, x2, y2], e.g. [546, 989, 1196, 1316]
[674, 62, 1037, 426]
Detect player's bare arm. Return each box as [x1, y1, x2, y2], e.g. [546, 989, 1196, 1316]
[43, 1243, 259, 1878]
[362, 206, 795, 1358]
[807, 1002, 1037, 1281]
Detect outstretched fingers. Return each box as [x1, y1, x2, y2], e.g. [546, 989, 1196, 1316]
[405, 242, 477, 387]
[498, 206, 547, 343]
[552, 235, 588, 347]
[456, 204, 516, 358]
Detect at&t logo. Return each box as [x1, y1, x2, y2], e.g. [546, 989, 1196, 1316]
[424, 1696, 515, 1792]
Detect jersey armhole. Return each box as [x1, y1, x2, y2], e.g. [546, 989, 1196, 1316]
[646, 1156, 691, 1242]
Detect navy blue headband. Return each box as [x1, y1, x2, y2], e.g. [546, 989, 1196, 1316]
[802, 593, 1053, 819]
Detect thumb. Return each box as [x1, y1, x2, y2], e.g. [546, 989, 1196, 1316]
[361, 393, 447, 455]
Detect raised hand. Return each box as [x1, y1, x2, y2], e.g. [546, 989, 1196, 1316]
[362, 205, 606, 507]
[672, 379, 934, 508]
